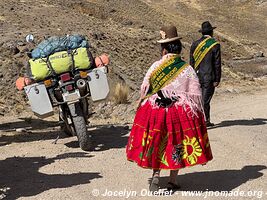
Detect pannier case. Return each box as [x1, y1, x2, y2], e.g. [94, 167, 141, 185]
[88, 67, 109, 101]
[24, 83, 54, 118]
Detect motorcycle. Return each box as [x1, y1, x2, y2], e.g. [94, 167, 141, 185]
[22, 34, 110, 151]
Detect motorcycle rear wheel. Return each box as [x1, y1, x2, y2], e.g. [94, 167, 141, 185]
[68, 103, 92, 151]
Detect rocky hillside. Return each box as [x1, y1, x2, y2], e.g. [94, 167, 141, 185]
[0, 0, 266, 116]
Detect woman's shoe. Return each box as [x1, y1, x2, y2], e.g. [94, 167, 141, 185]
[149, 177, 159, 192]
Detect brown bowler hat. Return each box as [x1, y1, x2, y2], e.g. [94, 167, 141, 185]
[157, 25, 182, 43]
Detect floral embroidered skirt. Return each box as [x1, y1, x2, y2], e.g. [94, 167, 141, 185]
[126, 101, 213, 170]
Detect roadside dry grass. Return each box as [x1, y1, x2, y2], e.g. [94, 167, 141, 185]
[113, 83, 129, 104]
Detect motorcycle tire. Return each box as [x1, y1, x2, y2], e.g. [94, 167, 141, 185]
[59, 105, 76, 137]
[68, 103, 92, 151]
[59, 116, 74, 137]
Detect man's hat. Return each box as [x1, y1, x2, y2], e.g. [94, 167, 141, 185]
[199, 21, 216, 33]
[157, 25, 182, 43]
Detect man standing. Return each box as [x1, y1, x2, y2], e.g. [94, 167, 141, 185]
[190, 21, 221, 127]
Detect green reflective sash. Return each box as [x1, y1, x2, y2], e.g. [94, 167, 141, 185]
[193, 37, 219, 70]
[145, 55, 188, 99]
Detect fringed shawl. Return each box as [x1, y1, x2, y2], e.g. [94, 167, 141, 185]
[140, 54, 204, 117]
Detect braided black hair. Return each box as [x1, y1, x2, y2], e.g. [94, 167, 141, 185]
[161, 39, 182, 54]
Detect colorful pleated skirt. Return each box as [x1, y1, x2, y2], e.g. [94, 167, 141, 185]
[126, 101, 213, 170]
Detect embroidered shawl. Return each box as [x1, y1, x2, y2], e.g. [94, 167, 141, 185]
[140, 54, 204, 116]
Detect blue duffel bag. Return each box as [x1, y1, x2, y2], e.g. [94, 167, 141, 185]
[31, 34, 89, 59]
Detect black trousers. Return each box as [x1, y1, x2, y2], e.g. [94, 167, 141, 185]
[201, 84, 215, 122]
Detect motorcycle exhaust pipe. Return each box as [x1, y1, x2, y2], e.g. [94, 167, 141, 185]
[76, 79, 87, 96]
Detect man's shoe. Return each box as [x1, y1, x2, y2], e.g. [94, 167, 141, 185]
[206, 121, 215, 127]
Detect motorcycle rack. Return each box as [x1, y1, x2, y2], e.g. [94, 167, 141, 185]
[52, 92, 90, 107]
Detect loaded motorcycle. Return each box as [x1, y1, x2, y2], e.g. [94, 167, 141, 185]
[21, 34, 109, 151]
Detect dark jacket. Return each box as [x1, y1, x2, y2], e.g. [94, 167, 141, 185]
[190, 36, 221, 86]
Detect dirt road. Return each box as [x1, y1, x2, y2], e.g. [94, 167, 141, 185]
[0, 89, 267, 200]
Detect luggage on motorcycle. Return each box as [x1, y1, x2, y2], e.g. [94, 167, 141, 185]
[72, 47, 93, 70]
[31, 35, 89, 59]
[95, 54, 110, 67]
[29, 47, 93, 81]
[29, 51, 72, 80]
[48, 51, 72, 74]
[29, 58, 51, 81]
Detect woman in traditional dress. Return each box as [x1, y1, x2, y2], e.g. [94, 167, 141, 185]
[126, 26, 213, 191]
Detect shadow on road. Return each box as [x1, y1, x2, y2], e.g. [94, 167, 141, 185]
[0, 117, 62, 147]
[0, 118, 58, 131]
[1, 122, 130, 151]
[209, 118, 267, 130]
[0, 152, 102, 199]
[0, 130, 65, 147]
[65, 125, 129, 151]
[157, 165, 266, 191]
